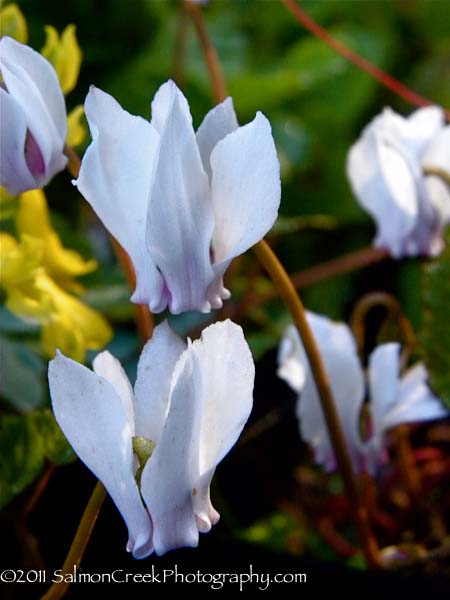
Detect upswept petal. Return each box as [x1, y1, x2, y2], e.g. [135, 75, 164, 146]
[93, 351, 135, 435]
[75, 87, 164, 310]
[0, 88, 36, 194]
[146, 82, 215, 314]
[0, 36, 67, 180]
[150, 79, 191, 134]
[209, 111, 281, 264]
[404, 106, 444, 158]
[134, 321, 186, 444]
[385, 363, 449, 429]
[190, 320, 254, 530]
[140, 344, 203, 555]
[48, 351, 153, 558]
[277, 324, 307, 393]
[295, 312, 365, 472]
[347, 125, 418, 257]
[196, 97, 239, 181]
[364, 343, 400, 474]
[422, 126, 450, 227]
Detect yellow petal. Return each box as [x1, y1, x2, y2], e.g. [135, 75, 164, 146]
[41, 24, 82, 94]
[0, 233, 43, 286]
[66, 105, 87, 147]
[42, 314, 86, 362]
[0, 3, 28, 43]
[17, 190, 97, 284]
[37, 276, 113, 360]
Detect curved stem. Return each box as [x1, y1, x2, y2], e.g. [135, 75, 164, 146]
[253, 239, 380, 568]
[282, 0, 450, 120]
[40, 482, 107, 600]
[63, 145, 154, 341]
[423, 166, 450, 188]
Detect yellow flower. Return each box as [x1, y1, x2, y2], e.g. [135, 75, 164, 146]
[38, 276, 112, 363]
[67, 105, 87, 147]
[0, 3, 27, 43]
[41, 24, 82, 94]
[16, 190, 96, 293]
[0, 223, 112, 362]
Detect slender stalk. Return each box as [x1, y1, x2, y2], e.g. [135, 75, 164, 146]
[253, 239, 380, 567]
[282, 0, 450, 120]
[172, 1, 189, 87]
[40, 482, 107, 600]
[185, 0, 228, 103]
[63, 145, 154, 341]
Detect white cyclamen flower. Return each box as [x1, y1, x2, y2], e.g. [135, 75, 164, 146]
[347, 106, 450, 258]
[0, 37, 67, 195]
[75, 80, 280, 314]
[278, 312, 449, 475]
[48, 319, 254, 557]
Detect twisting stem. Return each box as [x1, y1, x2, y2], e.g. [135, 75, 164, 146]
[184, 0, 228, 103]
[40, 482, 107, 600]
[423, 166, 450, 188]
[281, 0, 450, 121]
[64, 145, 154, 341]
[253, 240, 380, 568]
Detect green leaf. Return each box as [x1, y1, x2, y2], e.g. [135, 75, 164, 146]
[419, 232, 450, 408]
[0, 409, 74, 509]
[0, 336, 45, 412]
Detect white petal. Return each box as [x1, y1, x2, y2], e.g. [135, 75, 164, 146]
[210, 111, 281, 265]
[146, 81, 215, 314]
[140, 344, 202, 555]
[277, 324, 307, 392]
[134, 321, 186, 444]
[93, 351, 135, 436]
[296, 312, 365, 473]
[0, 37, 67, 183]
[422, 126, 450, 175]
[363, 343, 400, 474]
[190, 320, 254, 528]
[150, 79, 191, 134]
[0, 88, 37, 194]
[48, 351, 153, 558]
[424, 176, 450, 228]
[385, 363, 449, 429]
[347, 125, 418, 258]
[405, 106, 444, 157]
[75, 87, 165, 311]
[196, 97, 238, 181]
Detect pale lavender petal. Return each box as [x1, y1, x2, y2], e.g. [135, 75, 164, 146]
[93, 351, 135, 436]
[347, 124, 418, 258]
[386, 363, 449, 429]
[0, 88, 37, 194]
[140, 344, 202, 555]
[146, 80, 215, 314]
[190, 320, 254, 529]
[134, 321, 186, 443]
[0, 36, 67, 185]
[208, 112, 280, 306]
[48, 351, 153, 558]
[75, 86, 165, 311]
[196, 97, 238, 181]
[294, 312, 365, 473]
[277, 324, 307, 393]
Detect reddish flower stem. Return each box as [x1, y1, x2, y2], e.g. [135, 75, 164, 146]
[282, 0, 450, 121]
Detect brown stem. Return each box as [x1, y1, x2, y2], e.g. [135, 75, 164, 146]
[172, 1, 189, 87]
[185, 0, 228, 103]
[282, 0, 450, 120]
[40, 482, 107, 600]
[63, 145, 154, 341]
[253, 239, 380, 568]
[25, 463, 56, 517]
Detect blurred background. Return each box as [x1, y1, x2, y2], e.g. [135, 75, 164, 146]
[1, 0, 449, 596]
